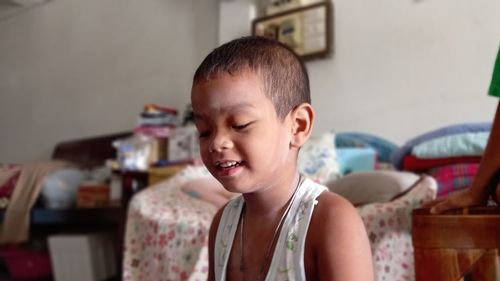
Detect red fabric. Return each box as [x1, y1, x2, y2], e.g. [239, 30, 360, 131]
[0, 165, 21, 198]
[402, 155, 482, 171]
[428, 163, 480, 197]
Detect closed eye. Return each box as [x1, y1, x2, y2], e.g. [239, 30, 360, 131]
[232, 122, 253, 131]
[198, 131, 211, 139]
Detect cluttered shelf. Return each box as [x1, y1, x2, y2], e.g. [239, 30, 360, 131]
[0, 204, 127, 281]
[0, 104, 200, 280]
[0, 205, 125, 225]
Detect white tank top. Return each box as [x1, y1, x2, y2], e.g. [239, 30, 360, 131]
[214, 178, 327, 281]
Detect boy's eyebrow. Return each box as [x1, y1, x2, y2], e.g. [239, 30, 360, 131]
[193, 102, 256, 120]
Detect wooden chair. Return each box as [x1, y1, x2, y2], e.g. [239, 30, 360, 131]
[412, 207, 500, 281]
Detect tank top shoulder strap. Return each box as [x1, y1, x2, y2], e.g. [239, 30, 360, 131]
[214, 178, 327, 281]
[214, 195, 244, 281]
[266, 178, 327, 281]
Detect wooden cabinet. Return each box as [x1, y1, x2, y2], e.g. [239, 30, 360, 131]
[413, 207, 500, 280]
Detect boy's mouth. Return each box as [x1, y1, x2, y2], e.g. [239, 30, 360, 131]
[216, 160, 243, 169]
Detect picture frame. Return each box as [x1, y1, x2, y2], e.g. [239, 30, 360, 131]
[252, 2, 332, 60]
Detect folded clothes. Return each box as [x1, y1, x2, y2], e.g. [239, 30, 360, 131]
[391, 123, 491, 169]
[402, 155, 481, 171]
[411, 132, 489, 159]
[428, 163, 480, 197]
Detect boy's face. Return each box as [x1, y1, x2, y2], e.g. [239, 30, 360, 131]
[191, 70, 295, 193]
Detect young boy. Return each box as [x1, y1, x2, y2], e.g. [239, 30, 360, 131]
[191, 36, 373, 281]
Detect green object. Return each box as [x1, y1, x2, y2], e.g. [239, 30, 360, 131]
[489, 45, 500, 98]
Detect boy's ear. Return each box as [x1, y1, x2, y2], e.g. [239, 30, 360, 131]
[289, 103, 314, 149]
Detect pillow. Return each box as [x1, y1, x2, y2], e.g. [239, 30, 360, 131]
[336, 147, 377, 175]
[411, 132, 489, 159]
[336, 132, 399, 163]
[391, 122, 492, 169]
[298, 132, 340, 184]
[327, 171, 420, 205]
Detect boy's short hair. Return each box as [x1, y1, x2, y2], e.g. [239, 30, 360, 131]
[193, 36, 310, 120]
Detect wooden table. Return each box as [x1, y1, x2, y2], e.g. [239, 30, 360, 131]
[412, 207, 500, 281]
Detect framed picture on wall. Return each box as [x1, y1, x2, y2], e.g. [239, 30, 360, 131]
[252, 2, 332, 60]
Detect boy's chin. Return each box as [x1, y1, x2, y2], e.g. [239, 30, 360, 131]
[211, 176, 248, 194]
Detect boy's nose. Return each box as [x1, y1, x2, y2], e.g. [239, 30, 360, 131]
[209, 132, 233, 153]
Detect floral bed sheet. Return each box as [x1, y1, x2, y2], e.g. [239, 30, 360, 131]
[358, 176, 437, 281]
[123, 166, 216, 281]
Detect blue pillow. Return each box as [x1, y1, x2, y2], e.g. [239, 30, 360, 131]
[411, 132, 489, 159]
[391, 123, 492, 169]
[335, 132, 398, 163]
[336, 147, 377, 175]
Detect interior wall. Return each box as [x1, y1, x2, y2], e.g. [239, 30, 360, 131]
[0, 0, 499, 163]
[0, 0, 219, 163]
[308, 0, 500, 143]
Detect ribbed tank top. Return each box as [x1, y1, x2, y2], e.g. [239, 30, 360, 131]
[214, 178, 327, 281]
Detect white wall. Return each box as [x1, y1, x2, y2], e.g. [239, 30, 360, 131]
[308, 0, 500, 143]
[0, 0, 499, 163]
[0, 0, 219, 163]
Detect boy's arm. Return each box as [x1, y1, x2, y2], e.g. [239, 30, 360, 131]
[208, 207, 224, 281]
[312, 192, 374, 281]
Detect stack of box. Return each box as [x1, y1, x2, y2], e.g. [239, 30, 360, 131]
[76, 183, 110, 208]
[113, 104, 179, 171]
[133, 104, 178, 164]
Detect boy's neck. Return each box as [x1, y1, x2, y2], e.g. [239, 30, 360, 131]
[242, 171, 301, 218]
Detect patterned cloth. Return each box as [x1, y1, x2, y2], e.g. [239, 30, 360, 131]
[358, 176, 437, 281]
[123, 167, 437, 281]
[123, 166, 216, 281]
[427, 163, 480, 197]
[298, 132, 340, 184]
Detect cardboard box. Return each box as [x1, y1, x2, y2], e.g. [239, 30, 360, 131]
[77, 185, 110, 208]
[148, 164, 187, 185]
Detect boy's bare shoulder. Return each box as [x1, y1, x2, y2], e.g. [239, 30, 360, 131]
[307, 191, 356, 251]
[306, 191, 373, 280]
[308, 191, 362, 248]
[312, 191, 360, 224]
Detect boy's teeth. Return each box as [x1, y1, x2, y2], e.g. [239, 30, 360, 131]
[219, 161, 238, 168]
